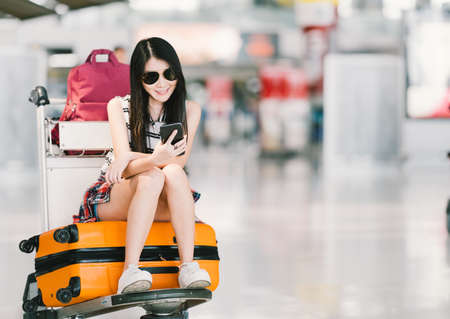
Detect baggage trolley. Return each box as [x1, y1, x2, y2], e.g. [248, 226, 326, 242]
[20, 86, 212, 319]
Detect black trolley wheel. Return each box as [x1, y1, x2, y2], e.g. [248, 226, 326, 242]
[56, 288, 73, 304]
[53, 229, 71, 244]
[19, 240, 34, 254]
[22, 299, 38, 313]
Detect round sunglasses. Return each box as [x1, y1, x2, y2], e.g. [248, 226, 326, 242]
[142, 68, 177, 85]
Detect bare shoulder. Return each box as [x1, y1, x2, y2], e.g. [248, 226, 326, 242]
[186, 100, 201, 120]
[107, 96, 122, 112]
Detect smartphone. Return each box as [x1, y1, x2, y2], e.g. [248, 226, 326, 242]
[160, 123, 185, 156]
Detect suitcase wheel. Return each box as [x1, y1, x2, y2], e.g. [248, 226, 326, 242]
[19, 239, 35, 254]
[56, 277, 81, 304]
[53, 229, 71, 244]
[53, 225, 79, 244]
[56, 288, 73, 304]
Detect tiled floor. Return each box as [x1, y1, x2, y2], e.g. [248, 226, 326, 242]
[1, 143, 449, 318]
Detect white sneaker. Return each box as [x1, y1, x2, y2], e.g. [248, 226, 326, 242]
[117, 265, 152, 294]
[178, 262, 211, 289]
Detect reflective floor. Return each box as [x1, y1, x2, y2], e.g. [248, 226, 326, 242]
[1, 142, 450, 318]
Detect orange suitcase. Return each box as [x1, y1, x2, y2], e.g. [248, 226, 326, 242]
[20, 221, 219, 307]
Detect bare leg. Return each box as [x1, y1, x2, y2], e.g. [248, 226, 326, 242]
[124, 168, 165, 268]
[162, 164, 195, 264]
[97, 167, 165, 269]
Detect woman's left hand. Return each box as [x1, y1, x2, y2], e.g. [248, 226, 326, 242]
[105, 152, 132, 184]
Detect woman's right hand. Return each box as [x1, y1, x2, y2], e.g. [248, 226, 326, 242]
[152, 130, 187, 166]
[105, 152, 133, 184]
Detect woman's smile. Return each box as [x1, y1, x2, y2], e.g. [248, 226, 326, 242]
[155, 87, 170, 95]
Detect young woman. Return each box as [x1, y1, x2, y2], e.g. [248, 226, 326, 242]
[74, 37, 211, 294]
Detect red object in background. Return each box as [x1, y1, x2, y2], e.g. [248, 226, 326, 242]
[206, 76, 232, 102]
[260, 66, 286, 99]
[245, 34, 275, 59]
[283, 68, 309, 99]
[204, 75, 233, 144]
[260, 66, 309, 100]
[205, 75, 233, 117]
[258, 65, 310, 153]
[430, 89, 450, 118]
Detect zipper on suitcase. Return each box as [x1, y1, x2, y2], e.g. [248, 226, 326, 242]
[141, 266, 179, 274]
[35, 245, 219, 277]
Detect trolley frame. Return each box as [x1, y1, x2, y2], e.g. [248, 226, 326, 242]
[22, 86, 213, 319]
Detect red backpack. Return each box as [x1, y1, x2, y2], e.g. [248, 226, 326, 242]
[51, 49, 130, 146]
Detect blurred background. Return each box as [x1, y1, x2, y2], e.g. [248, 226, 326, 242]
[0, 0, 449, 318]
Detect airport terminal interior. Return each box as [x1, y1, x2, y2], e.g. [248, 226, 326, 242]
[0, 0, 449, 318]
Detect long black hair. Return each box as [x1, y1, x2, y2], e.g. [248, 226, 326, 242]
[129, 37, 187, 153]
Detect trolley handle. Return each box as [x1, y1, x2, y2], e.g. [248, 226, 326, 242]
[29, 86, 49, 107]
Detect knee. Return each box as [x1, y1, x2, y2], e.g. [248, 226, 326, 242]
[162, 164, 187, 187]
[135, 167, 165, 193]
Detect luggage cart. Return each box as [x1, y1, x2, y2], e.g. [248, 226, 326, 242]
[20, 86, 212, 319]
